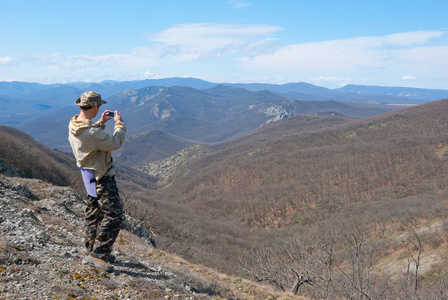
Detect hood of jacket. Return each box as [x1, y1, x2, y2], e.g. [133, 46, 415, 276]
[69, 115, 95, 136]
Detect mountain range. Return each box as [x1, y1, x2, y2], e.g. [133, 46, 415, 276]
[2, 78, 447, 103]
[7, 84, 400, 163]
[4, 77, 446, 164]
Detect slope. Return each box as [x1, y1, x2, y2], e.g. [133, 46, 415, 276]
[157, 99, 448, 226]
[0, 171, 298, 300]
[115, 129, 198, 167]
[0, 125, 301, 299]
[0, 125, 78, 186]
[138, 99, 448, 298]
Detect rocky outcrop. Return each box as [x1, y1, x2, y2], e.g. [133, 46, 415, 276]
[0, 159, 22, 177]
[263, 105, 292, 125]
[150, 100, 175, 120]
[139, 145, 204, 181]
[0, 174, 212, 299]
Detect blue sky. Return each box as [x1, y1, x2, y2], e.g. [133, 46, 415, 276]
[1, 0, 447, 89]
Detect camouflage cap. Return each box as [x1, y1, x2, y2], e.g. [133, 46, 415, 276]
[75, 91, 107, 107]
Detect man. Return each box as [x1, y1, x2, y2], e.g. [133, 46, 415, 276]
[68, 91, 126, 272]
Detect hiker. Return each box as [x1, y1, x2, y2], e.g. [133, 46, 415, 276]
[68, 91, 126, 272]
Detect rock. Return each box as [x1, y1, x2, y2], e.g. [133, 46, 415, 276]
[0, 159, 22, 177]
[0, 175, 216, 299]
[139, 145, 204, 180]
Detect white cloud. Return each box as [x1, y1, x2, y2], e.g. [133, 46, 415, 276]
[393, 45, 448, 65]
[144, 71, 154, 78]
[383, 30, 444, 46]
[239, 39, 382, 73]
[0, 56, 14, 65]
[16, 21, 276, 77]
[403, 75, 417, 81]
[238, 30, 448, 77]
[149, 23, 283, 60]
[32, 48, 160, 73]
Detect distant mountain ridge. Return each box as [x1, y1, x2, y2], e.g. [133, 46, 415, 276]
[15, 84, 401, 164]
[1, 77, 447, 117]
[2, 78, 446, 100]
[228, 82, 436, 104]
[336, 84, 448, 101]
[0, 81, 63, 95]
[1, 77, 447, 166]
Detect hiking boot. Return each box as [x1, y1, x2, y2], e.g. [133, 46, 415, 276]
[84, 255, 114, 272]
[103, 253, 116, 263]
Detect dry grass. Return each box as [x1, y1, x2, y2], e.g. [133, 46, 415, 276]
[115, 230, 304, 299]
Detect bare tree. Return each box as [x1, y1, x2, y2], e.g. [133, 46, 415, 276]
[290, 269, 317, 295]
[401, 229, 424, 299]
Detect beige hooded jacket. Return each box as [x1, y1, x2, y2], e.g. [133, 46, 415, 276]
[68, 115, 126, 180]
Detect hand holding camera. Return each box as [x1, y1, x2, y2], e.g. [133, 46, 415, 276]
[113, 111, 123, 123]
[101, 110, 123, 123]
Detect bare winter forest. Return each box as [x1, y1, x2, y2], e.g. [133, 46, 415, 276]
[134, 99, 448, 299]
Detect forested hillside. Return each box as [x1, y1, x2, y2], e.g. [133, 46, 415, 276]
[137, 99, 448, 298]
[0, 125, 77, 186]
[154, 99, 448, 227]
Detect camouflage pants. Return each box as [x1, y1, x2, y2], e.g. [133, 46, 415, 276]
[85, 175, 123, 258]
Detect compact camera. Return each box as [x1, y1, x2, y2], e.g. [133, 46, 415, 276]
[107, 111, 115, 117]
